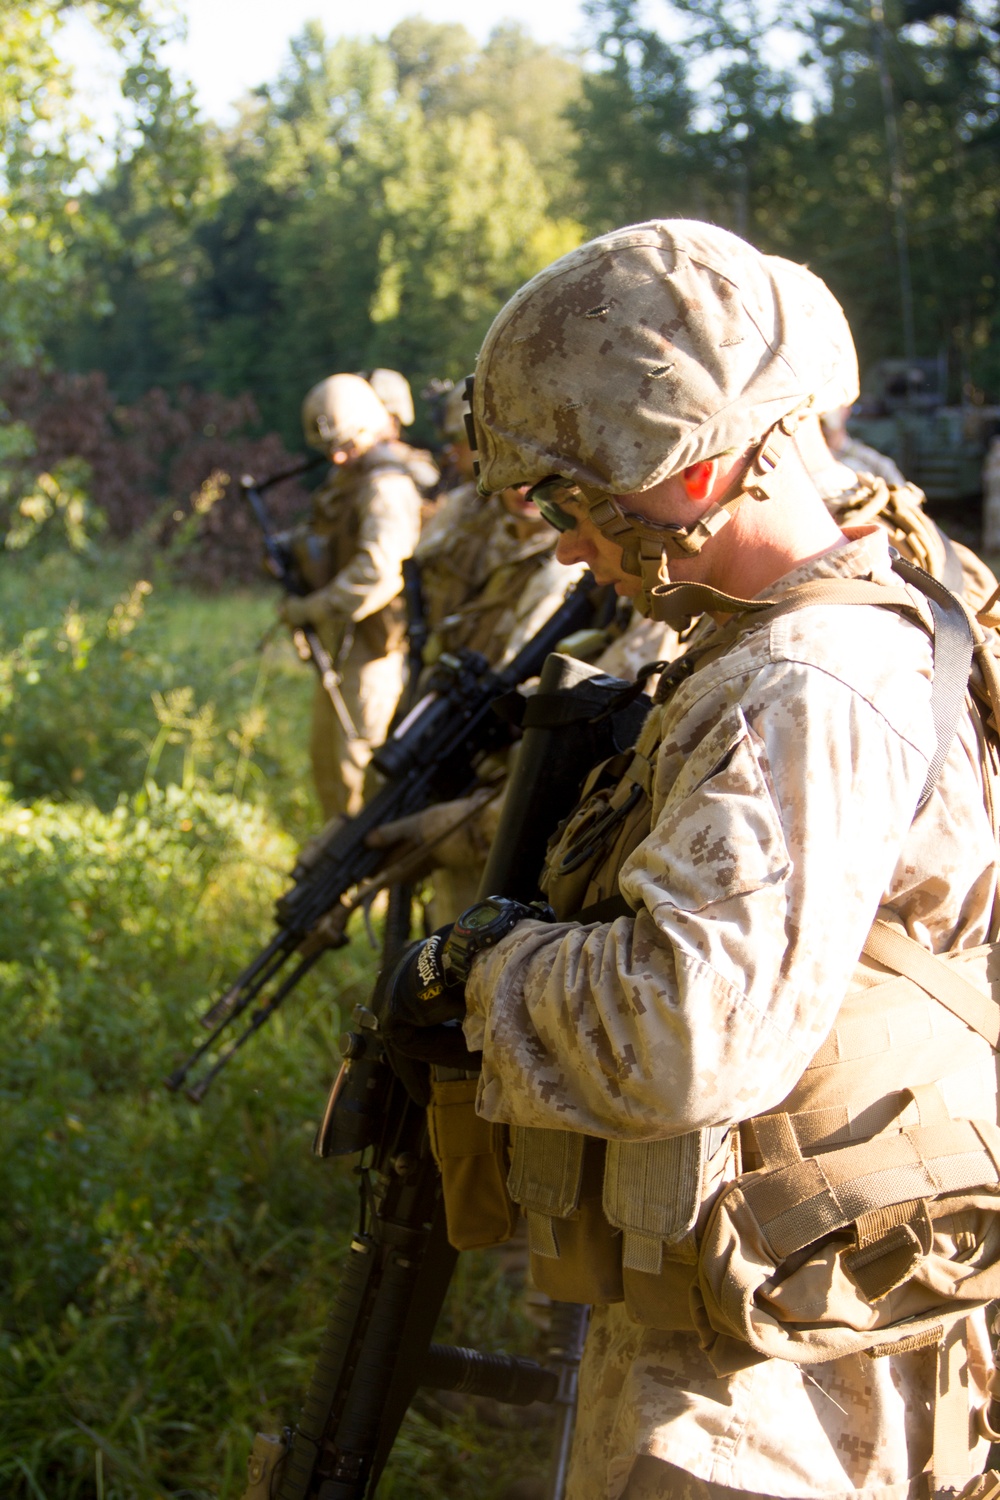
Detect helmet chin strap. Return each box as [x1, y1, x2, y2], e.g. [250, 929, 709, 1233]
[581, 407, 809, 620]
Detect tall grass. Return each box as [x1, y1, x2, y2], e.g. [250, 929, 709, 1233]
[0, 550, 552, 1498]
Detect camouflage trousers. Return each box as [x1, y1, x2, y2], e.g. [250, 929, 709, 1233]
[563, 1296, 951, 1500]
[309, 643, 405, 819]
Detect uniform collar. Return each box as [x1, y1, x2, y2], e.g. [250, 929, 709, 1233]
[751, 524, 896, 603]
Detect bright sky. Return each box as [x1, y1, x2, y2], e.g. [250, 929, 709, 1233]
[61, 0, 595, 131]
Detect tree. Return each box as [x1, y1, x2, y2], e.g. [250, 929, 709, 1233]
[388, 19, 586, 215]
[51, 20, 586, 445]
[0, 1, 166, 361]
[573, 0, 1000, 393]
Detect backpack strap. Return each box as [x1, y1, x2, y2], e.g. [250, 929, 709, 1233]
[941, 532, 966, 595]
[891, 556, 976, 808]
[862, 917, 1000, 1048]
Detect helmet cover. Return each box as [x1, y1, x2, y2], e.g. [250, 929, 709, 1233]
[364, 368, 415, 427]
[472, 219, 858, 497]
[302, 374, 392, 453]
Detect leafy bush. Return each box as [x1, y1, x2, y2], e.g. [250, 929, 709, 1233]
[0, 549, 316, 836]
[0, 551, 554, 1498]
[0, 776, 377, 1497]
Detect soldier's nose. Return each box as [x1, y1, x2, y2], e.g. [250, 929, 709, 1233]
[556, 530, 588, 566]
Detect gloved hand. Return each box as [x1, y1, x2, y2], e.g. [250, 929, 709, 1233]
[387, 1021, 482, 1071]
[279, 591, 331, 628]
[366, 797, 492, 872]
[382, 929, 465, 1036]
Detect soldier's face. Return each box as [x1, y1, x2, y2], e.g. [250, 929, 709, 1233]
[547, 492, 642, 597]
[330, 439, 360, 466]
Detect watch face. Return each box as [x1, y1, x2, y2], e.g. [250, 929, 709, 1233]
[466, 900, 504, 930]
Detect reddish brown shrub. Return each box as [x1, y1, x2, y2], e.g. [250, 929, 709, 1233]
[0, 366, 311, 586]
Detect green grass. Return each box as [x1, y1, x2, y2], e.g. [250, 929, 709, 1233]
[0, 548, 553, 1499]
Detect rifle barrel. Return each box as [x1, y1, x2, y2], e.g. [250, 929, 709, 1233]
[184, 947, 326, 1103]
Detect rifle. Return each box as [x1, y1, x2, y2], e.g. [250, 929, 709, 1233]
[165, 574, 604, 1102]
[238, 652, 651, 1500]
[242, 462, 361, 743]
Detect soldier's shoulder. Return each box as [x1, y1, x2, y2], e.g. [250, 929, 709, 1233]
[363, 440, 438, 493]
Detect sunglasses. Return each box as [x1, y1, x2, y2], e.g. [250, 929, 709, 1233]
[525, 476, 582, 533]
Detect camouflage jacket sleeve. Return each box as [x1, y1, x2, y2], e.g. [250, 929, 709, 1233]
[464, 569, 971, 1139]
[319, 471, 422, 622]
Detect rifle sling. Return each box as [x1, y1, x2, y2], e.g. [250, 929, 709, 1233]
[575, 892, 634, 925]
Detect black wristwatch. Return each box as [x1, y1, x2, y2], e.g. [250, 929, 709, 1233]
[443, 896, 555, 984]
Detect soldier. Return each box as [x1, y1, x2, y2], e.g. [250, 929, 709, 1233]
[820, 402, 906, 488]
[416, 384, 586, 669]
[284, 374, 423, 819]
[382, 223, 1000, 1498]
[369, 382, 586, 920]
[362, 367, 415, 435]
[359, 367, 441, 495]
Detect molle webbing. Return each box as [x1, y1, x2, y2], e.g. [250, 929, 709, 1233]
[603, 1134, 706, 1274]
[742, 1106, 1000, 1261]
[508, 1128, 584, 1257]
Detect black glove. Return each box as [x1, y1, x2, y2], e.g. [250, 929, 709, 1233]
[387, 1021, 483, 1071]
[382, 928, 466, 1036]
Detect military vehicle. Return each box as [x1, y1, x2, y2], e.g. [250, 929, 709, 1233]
[849, 355, 1000, 503]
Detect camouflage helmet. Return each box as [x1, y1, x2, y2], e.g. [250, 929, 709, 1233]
[302, 374, 393, 453]
[470, 220, 858, 616]
[360, 368, 415, 428]
[472, 219, 857, 497]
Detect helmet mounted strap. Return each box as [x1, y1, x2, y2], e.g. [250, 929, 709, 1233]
[583, 407, 809, 618]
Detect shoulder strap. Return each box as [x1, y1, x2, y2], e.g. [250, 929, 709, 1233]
[649, 575, 920, 632]
[940, 532, 965, 594]
[863, 916, 1000, 1047]
[657, 561, 975, 811]
[891, 556, 975, 808]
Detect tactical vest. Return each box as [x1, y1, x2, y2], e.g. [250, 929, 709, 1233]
[448, 559, 1000, 1491]
[423, 535, 556, 667]
[417, 488, 499, 641]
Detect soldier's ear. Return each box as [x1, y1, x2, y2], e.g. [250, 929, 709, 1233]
[679, 460, 718, 503]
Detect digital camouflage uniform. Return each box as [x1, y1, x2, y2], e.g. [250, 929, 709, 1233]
[456, 222, 1000, 1500]
[406, 485, 584, 919]
[416, 484, 583, 669]
[306, 442, 423, 818]
[464, 527, 996, 1500]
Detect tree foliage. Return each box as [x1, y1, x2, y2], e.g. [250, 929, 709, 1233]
[3, 1, 1000, 499]
[0, 1, 168, 358]
[573, 0, 1000, 394]
[39, 19, 585, 445]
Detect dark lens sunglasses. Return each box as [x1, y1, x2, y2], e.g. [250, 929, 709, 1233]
[526, 477, 580, 533]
